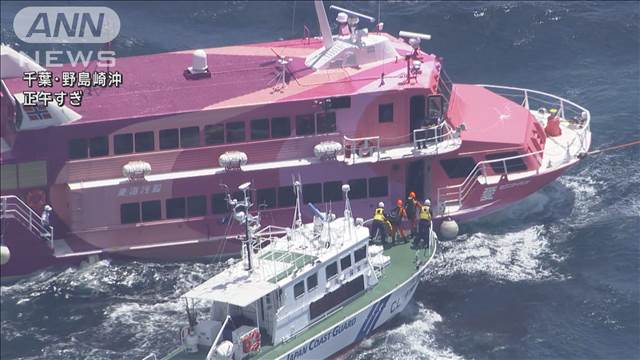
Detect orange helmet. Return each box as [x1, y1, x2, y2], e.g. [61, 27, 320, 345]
[396, 199, 403, 206]
[409, 191, 416, 198]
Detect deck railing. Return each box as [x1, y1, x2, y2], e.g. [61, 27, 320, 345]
[0, 195, 54, 249]
[436, 85, 591, 215]
[342, 135, 381, 164]
[412, 121, 458, 152]
[478, 85, 591, 154]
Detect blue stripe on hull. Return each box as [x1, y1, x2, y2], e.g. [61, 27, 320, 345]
[355, 294, 391, 342]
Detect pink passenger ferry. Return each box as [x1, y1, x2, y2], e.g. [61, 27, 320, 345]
[0, 2, 591, 278]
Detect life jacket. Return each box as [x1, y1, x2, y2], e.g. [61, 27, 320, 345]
[419, 205, 432, 221]
[373, 207, 385, 221]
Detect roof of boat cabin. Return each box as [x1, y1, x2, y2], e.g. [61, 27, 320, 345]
[4, 34, 438, 124]
[183, 219, 370, 306]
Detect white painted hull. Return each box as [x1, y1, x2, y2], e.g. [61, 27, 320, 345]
[276, 248, 436, 360]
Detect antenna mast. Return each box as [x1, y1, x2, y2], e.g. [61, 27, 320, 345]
[314, 0, 334, 49]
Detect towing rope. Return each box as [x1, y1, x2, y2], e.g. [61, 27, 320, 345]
[582, 139, 640, 157]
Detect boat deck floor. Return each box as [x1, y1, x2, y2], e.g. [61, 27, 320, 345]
[161, 239, 434, 360]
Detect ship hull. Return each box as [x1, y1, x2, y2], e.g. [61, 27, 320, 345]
[271, 250, 429, 360]
[0, 158, 574, 279]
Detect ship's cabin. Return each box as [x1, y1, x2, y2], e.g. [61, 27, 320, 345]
[180, 215, 382, 358]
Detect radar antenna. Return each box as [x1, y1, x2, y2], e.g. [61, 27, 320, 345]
[268, 48, 292, 92]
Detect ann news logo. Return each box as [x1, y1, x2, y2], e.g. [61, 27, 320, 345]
[14, 7, 120, 44]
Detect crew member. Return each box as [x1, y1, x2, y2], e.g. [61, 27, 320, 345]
[370, 202, 388, 243]
[545, 108, 562, 137]
[41, 204, 52, 238]
[416, 199, 432, 248]
[405, 192, 419, 236]
[389, 199, 408, 244]
[336, 12, 350, 36]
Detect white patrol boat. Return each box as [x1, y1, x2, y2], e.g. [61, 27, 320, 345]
[158, 180, 437, 360]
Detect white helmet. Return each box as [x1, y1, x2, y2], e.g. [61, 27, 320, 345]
[44, 205, 52, 211]
[423, 199, 431, 206]
[336, 12, 348, 23]
[378, 202, 384, 208]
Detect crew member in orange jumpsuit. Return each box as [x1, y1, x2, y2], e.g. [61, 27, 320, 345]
[405, 192, 420, 236]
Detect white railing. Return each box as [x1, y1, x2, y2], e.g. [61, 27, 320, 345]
[478, 84, 591, 154]
[0, 195, 54, 248]
[437, 150, 545, 211]
[342, 135, 381, 164]
[436, 85, 591, 214]
[412, 121, 458, 152]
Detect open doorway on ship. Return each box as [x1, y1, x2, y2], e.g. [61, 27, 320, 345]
[409, 95, 426, 143]
[405, 159, 431, 202]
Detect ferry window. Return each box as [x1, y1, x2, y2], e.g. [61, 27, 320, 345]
[211, 193, 228, 214]
[368, 176, 388, 198]
[204, 124, 225, 145]
[89, 136, 109, 157]
[295, 114, 315, 136]
[68, 138, 88, 159]
[159, 129, 179, 150]
[271, 117, 291, 138]
[226, 122, 245, 143]
[278, 186, 296, 208]
[166, 197, 186, 219]
[120, 202, 140, 224]
[354, 246, 367, 263]
[135, 131, 155, 152]
[330, 96, 351, 109]
[250, 118, 269, 140]
[486, 152, 527, 173]
[114, 133, 133, 155]
[294, 280, 305, 299]
[323, 181, 342, 202]
[348, 178, 367, 200]
[325, 261, 338, 280]
[257, 188, 276, 209]
[187, 195, 207, 217]
[440, 157, 476, 179]
[307, 273, 318, 291]
[378, 103, 394, 123]
[180, 126, 200, 148]
[340, 254, 352, 271]
[141, 200, 161, 222]
[316, 112, 336, 134]
[303, 183, 322, 204]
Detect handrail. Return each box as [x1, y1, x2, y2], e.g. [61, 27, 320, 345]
[342, 135, 381, 164]
[412, 121, 458, 152]
[437, 84, 591, 214]
[478, 84, 591, 154]
[1, 195, 54, 248]
[206, 315, 231, 360]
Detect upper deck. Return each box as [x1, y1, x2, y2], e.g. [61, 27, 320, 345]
[3, 34, 437, 125]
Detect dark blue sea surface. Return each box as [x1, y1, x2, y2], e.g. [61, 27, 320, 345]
[1, 1, 639, 359]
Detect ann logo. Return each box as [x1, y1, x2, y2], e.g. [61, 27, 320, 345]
[26, 12, 104, 39]
[14, 7, 120, 44]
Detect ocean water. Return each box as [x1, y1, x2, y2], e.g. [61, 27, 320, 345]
[1, 1, 639, 359]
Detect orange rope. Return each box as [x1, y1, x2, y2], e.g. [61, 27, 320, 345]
[586, 139, 640, 156]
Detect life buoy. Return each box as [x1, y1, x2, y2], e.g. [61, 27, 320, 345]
[357, 141, 371, 157]
[25, 189, 46, 213]
[242, 328, 261, 353]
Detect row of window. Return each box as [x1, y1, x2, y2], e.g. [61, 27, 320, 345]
[293, 245, 367, 299]
[119, 176, 389, 224]
[68, 112, 339, 160]
[66, 97, 400, 160]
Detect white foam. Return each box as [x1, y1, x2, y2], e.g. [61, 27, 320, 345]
[427, 225, 563, 282]
[350, 303, 463, 360]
